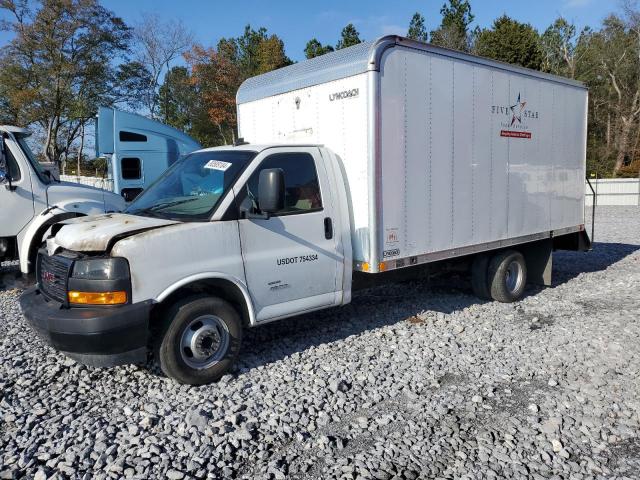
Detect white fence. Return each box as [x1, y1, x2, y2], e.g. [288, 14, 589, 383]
[585, 178, 640, 206]
[59, 175, 640, 206]
[59, 175, 114, 192]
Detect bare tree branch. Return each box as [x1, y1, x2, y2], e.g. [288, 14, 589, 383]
[133, 14, 193, 119]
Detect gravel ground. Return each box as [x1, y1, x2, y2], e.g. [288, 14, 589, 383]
[1, 206, 639, 480]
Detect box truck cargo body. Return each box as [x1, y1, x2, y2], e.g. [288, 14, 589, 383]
[237, 36, 588, 273]
[20, 37, 591, 384]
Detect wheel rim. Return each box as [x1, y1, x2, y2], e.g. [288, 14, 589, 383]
[505, 260, 524, 294]
[179, 315, 230, 370]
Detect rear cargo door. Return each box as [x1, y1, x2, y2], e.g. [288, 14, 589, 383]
[237, 147, 342, 322]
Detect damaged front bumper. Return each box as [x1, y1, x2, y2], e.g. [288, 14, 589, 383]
[19, 286, 152, 367]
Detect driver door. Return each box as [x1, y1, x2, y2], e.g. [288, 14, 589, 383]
[236, 147, 342, 322]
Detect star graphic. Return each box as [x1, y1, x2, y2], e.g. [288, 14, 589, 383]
[510, 93, 527, 126]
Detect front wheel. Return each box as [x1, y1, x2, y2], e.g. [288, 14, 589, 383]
[156, 295, 243, 385]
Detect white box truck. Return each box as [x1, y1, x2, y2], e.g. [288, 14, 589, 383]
[0, 126, 126, 274]
[20, 36, 591, 384]
[0, 109, 199, 274]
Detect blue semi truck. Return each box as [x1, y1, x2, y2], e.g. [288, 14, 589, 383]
[95, 107, 201, 201]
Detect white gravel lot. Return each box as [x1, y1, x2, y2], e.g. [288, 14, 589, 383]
[1, 206, 639, 480]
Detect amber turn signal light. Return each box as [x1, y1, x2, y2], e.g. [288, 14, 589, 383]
[68, 291, 127, 305]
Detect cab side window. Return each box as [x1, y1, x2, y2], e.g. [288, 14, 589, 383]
[4, 144, 21, 181]
[121, 157, 142, 179]
[245, 153, 322, 215]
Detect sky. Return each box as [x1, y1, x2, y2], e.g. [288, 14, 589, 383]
[105, 0, 617, 61]
[0, 0, 622, 61]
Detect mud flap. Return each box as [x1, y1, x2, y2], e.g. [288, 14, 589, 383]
[553, 230, 592, 252]
[521, 239, 553, 287]
[577, 230, 592, 251]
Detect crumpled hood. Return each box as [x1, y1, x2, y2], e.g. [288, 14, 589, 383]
[54, 213, 178, 252]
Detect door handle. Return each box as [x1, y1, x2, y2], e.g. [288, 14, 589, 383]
[324, 217, 333, 240]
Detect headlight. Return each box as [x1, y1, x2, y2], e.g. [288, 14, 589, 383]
[68, 257, 130, 305]
[72, 257, 129, 280]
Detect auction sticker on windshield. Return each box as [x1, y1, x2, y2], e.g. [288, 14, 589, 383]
[204, 160, 232, 171]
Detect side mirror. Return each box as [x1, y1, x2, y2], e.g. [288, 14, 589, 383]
[258, 168, 285, 214]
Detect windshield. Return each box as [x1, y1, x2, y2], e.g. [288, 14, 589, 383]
[17, 137, 52, 184]
[126, 150, 256, 221]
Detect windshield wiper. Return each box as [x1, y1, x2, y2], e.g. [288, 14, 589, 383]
[148, 197, 199, 211]
[128, 197, 199, 217]
[129, 208, 166, 219]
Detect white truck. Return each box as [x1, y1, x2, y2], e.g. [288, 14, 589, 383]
[20, 36, 591, 385]
[0, 126, 126, 274]
[1, 109, 200, 274]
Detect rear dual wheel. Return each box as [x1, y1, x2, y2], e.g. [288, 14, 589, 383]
[471, 249, 527, 303]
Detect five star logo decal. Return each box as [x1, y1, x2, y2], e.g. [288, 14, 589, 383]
[510, 93, 527, 126]
[491, 91, 539, 140]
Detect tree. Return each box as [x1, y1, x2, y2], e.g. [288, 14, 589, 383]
[132, 14, 193, 119]
[430, 0, 474, 51]
[304, 38, 334, 59]
[256, 35, 290, 74]
[541, 17, 581, 78]
[336, 23, 362, 49]
[183, 25, 291, 146]
[114, 61, 153, 111]
[235, 25, 267, 76]
[579, 13, 640, 175]
[407, 13, 428, 42]
[473, 15, 543, 70]
[0, 82, 17, 125]
[568, 27, 616, 176]
[158, 66, 195, 132]
[185, 45, 241, 146]
[623, 0, 640, 172]
[0, 0, 131, 164]
[219, 25, 292, 79]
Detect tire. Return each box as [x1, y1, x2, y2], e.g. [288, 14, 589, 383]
[155, 295, 243, 385]
[487, 250, 527, 303]
[470, 254, 491, 300]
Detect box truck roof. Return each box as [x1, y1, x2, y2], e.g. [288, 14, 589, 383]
[237, 35, 585, 104]
[196, 144, 323, 154]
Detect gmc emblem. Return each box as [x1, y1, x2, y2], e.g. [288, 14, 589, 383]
[42, 271, 55, 283]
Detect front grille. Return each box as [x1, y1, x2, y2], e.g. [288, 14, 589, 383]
[37, 252, 73, 303]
